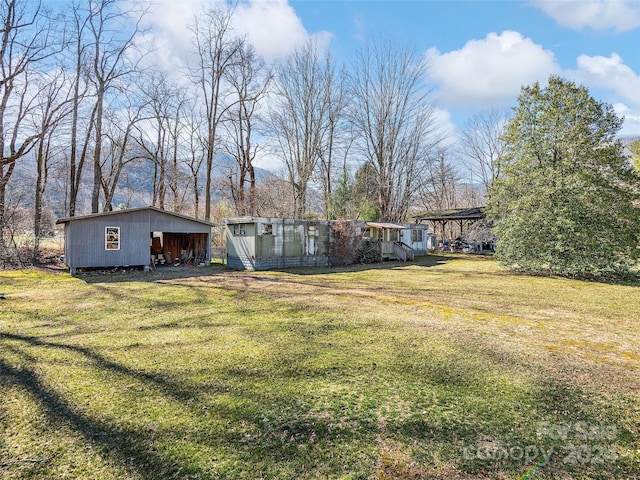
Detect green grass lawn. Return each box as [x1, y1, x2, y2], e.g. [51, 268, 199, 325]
[1, 255, 638, 479]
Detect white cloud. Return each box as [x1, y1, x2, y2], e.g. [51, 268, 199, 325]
[571, 53, 640, 108]
[563, 52, 640, 136]
[234, 0, 333, 62]
[613, 103, 640, 136]
[426, 31, 560, 108]
[352, 12, 366, 42]
[134, 0, 209, 73]
[431, 107, 458, 147]
[533, 0, 640, 32]
[137, 0, 331, 71]
[253, 149, 284, 172]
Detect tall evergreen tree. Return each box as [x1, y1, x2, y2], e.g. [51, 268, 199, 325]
[487, 76, 640, 278]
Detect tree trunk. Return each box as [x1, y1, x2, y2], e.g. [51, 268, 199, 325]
[91, 84, 104, 212]
[193, 175, 200, 219]
[33, 136, 47, 259]
[294, 182, 307, 219]
[248, 163, 256, 215]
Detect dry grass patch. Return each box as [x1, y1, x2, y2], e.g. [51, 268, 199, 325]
[1, 255, 638, 479]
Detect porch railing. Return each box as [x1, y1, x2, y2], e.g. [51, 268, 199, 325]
[393, 241, 415, 261]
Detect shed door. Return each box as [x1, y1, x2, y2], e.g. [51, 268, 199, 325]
[307, 225, 317, 255]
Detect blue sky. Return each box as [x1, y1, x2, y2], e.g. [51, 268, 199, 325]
[138, 0, 640, 141]
[285, 0, 640, 136]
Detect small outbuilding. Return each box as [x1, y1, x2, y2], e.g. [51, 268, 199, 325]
[56, 206, 214, 275]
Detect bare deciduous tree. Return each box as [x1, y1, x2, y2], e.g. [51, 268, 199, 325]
[419, 148, 459, 211]
[349, 37, 442, 222]
[271, 40, 338, 219]
[66, 0, 94, 217]
[32, 69, 75, 257]
[222, 41, 270, 216]
[100, 101, 144, 211]
[190, 4, 241, 221]
[86, 0, 146, 212]
[315, 65, 346, 220]
[0, 0, 61, 241]
[253, 174, 294, 218]
[135, 72, 188, 211]
[182, 100, 206, 218]
[459, 108, 508, 193]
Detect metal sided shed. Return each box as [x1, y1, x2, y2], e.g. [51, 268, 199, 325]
[225, 217, 331, 271]
[56, 207, 214, 275]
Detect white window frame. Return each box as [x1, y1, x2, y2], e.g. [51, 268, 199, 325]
[105, 226, 120, 251]
[232, 223, 247, 236]
[261, 223, 273, 235]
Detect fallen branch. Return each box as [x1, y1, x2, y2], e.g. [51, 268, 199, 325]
[1, 453, 57, 468]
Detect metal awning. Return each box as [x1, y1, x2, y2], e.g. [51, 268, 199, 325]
[412, 207, 485, 222]
[366, 222, 407, 230]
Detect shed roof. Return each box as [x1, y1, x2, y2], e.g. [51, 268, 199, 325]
[413, 207, 485, 222]
[225, 217, 331, 225]
[366, 222, 408, 230]
[56, 206, 217, 227]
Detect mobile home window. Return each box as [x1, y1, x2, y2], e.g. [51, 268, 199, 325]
[261, 223, 273, 235]
[232, 223, 247, 235]
[105, 226, 120, 250]
[308, 225, 317, 235]
[412, 229, 423, 242]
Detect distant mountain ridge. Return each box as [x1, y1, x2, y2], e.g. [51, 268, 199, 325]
[15, 152, 276, 219]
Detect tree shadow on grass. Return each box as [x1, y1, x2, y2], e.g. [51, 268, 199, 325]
[1, 330, 305, 478]
[0, 329, 378, 478]
[3, 277, 636, 479]
[0, 356, 193, 480]
[273, 253, 455, 276]
[73, 254, 455, 285]
[376, 329, 638, 479]
[0, 332, 196, 403]
[76, 264, 225, 285]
